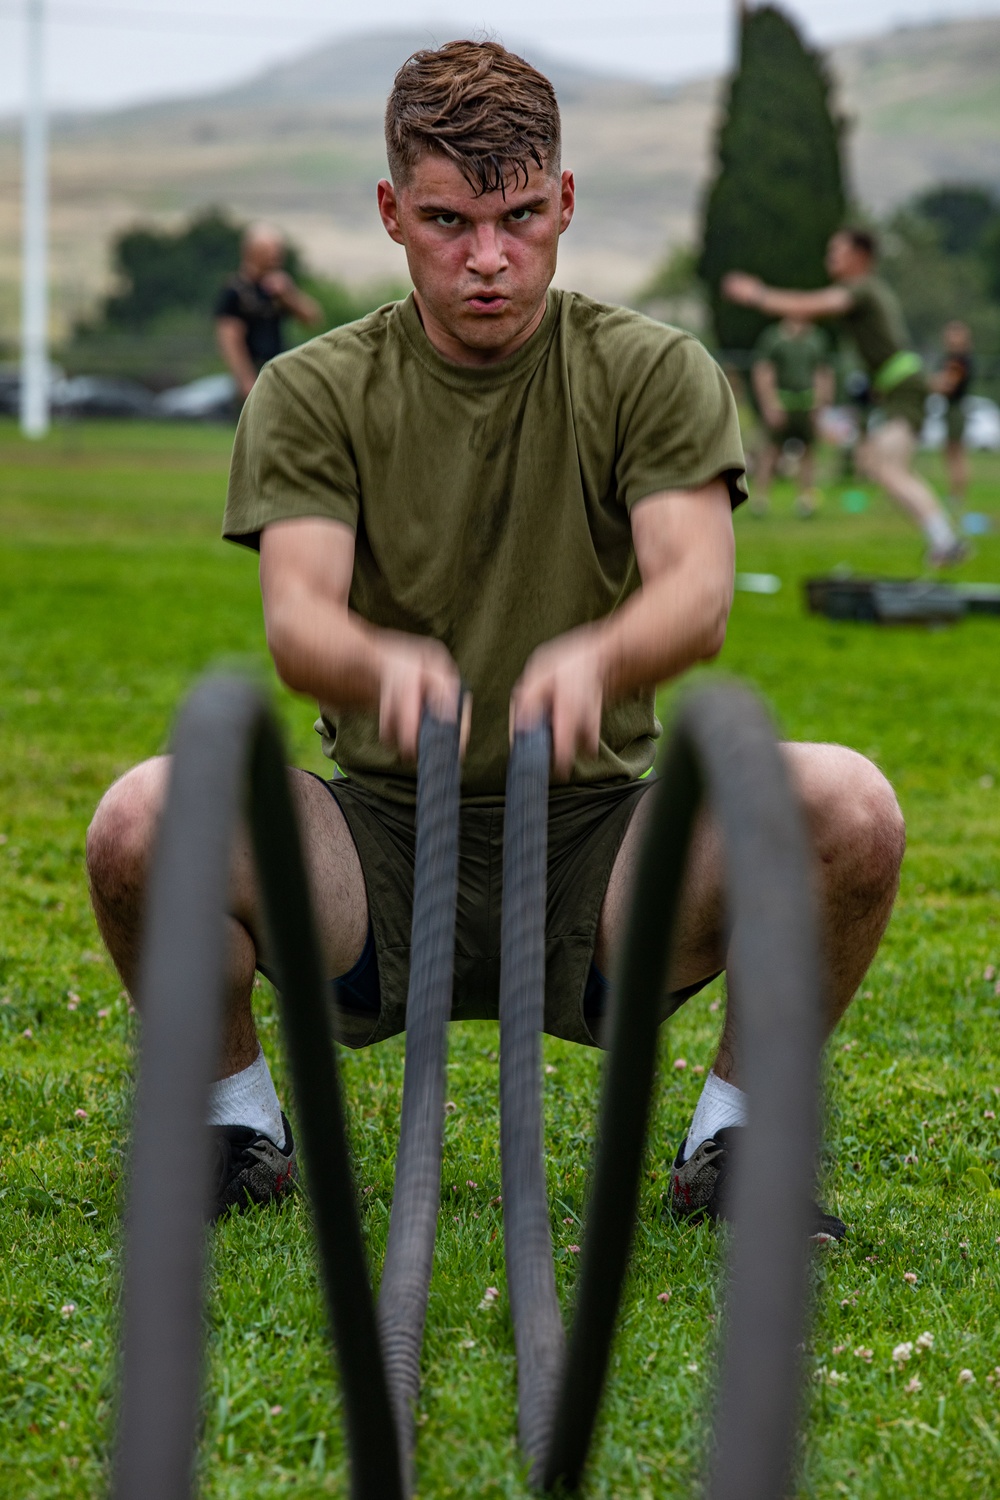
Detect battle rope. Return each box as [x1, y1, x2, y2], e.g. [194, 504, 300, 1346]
[377, 708, 462, 1487]
[539, 684, 823, 1498]
[114, 674, 821, 1500]
[113, 679, 461, 1500]
[498, 723, 566, 1474]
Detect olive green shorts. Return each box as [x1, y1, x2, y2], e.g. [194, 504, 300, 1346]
[766, 409, 815, 447]
[945, 401, 966, 444]
[877, 374, 927, 434]
[323, 777, 655, 1051]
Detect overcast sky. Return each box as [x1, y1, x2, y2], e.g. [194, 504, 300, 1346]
[1, 0, 999, 114]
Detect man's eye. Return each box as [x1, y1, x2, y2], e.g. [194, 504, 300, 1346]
[435, 213, 461, 227]
[509, 207, 534, 223]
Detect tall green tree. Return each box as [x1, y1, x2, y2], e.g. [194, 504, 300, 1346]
[103, 209, 246, 328]
[699, 4, 846, 351]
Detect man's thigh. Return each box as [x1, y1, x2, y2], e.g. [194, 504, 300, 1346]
[595, 783, 724, 992]
[91, 755, 367, 977]
[861, 417, 914, 473]
[234, 770, 369, 980]
[596, 740, 897, 990]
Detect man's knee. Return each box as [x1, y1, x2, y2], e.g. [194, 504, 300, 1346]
[787, 744, 906, 908]
[86, 756, 170, 906]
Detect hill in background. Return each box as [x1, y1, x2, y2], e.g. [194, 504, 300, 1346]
[0, 15, 999, 341]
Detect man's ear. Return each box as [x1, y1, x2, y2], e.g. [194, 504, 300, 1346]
[558, 170, 575, 236]
[377, 179, 405, 245]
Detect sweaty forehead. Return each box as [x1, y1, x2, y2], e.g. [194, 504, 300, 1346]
[403, 151, 556, 204]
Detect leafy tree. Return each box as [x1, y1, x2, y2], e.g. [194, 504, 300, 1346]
[698, 4, 846, 351]
[912, 185, 998, 256]
[631, 245, 707, 335]
[881, 210, 1000, 353]
[103, 209, 245, 328]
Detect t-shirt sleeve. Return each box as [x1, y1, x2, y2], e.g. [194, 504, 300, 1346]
[214, 284, 242, 319]
[222, 355, 360, 551]
[615, 333, 748, 511]
[752, 323, 779, 364]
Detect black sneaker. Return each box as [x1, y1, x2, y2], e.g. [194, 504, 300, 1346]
[670, 1125, 846, 1243]
[210, 1111, 297, 1220]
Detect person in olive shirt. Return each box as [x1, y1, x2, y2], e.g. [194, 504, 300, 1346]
[86, 42, 904, 1232]
[215, 224, 321, 401]
[750, 317, 833, 516]
[931, 319, 975, 509]
[725, 227, 965, 566]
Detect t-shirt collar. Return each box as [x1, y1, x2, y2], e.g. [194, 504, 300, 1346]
[395, 289, 560, 389]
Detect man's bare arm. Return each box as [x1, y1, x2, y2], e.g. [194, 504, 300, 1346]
[260, 516, 462, 759]
[751, 358, 785, 428]
[512, 482, 735, 775]
[723, 271, 853, 321]
[814, 363, 836, 409]
[260, 269, 322, 326]
[216, 317, 258, 399]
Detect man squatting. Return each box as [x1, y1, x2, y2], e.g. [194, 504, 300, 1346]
[86, 42, 906, 1235]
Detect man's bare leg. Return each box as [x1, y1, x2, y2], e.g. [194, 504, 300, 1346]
[596, 741, 906, 1082]
[945, 437, 968, 508]
[596, 740, 903, 1229]
[856, 419, 960, 559]
[86, 757, 369, 1079]
[750, 438, 778, 514]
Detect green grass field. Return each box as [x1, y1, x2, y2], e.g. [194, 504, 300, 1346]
[1, 417, 999, 1499]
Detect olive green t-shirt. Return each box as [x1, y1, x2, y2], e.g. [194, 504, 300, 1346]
[752, 322, 828, 403]
[224, 288, 746, 802]
[840, 276, 913, 375]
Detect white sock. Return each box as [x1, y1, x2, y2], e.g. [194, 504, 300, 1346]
[683, 1070, 747, 1162]
[206, 1048, 284, 1146]
[923, 512, 957, 551]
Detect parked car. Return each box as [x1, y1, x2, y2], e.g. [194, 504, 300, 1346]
[49, 376, 156, 419]
[922, 392, 1000, 451]
[153, 373, 236, 421]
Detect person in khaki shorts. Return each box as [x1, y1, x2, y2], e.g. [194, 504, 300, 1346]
[725, 227, 966, 567]
[85, 41, 904, 1234]
[931, 319, 975, 511]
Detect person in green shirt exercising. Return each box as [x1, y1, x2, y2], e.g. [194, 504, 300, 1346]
[749, 318, 833, 517]
[725, 228, 966, 566]
[85, 42, 904, 1235]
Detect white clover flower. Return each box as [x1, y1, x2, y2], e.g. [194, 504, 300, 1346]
[958, 1368, 975, 1385]
[904, 1376, 922, 1395]
[478, 1287, 500, 1310]
[915, 1331, 934, 1352]
[854, 1347, 873, 1362]
[892, 1342, 914, 1364]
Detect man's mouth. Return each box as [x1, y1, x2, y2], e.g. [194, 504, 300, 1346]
[466, 292, 509, 313]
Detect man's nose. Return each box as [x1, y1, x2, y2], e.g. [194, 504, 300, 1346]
[466, 224, 507, 278]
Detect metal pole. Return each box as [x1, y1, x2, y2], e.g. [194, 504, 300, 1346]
[20, 0, 49, 438]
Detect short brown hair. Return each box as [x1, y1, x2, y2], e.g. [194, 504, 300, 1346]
[385, 39, 561, 196]
[841, 225, 878, 260]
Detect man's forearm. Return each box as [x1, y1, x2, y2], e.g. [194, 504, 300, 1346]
[598, 563, 732, 703]
[282, 286, 323, 325]
[265, 589, 382, 709]
[216, 320, 258, 398]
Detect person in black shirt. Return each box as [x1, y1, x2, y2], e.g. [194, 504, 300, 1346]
[931, 320, 974, 508]
[215, 224, 321, 400]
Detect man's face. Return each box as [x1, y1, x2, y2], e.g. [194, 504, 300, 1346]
[825, 233, 870, 282]
[243, 233, 285, 280]
[944, 321, 971, 353]
[378, 153, 574, 365]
